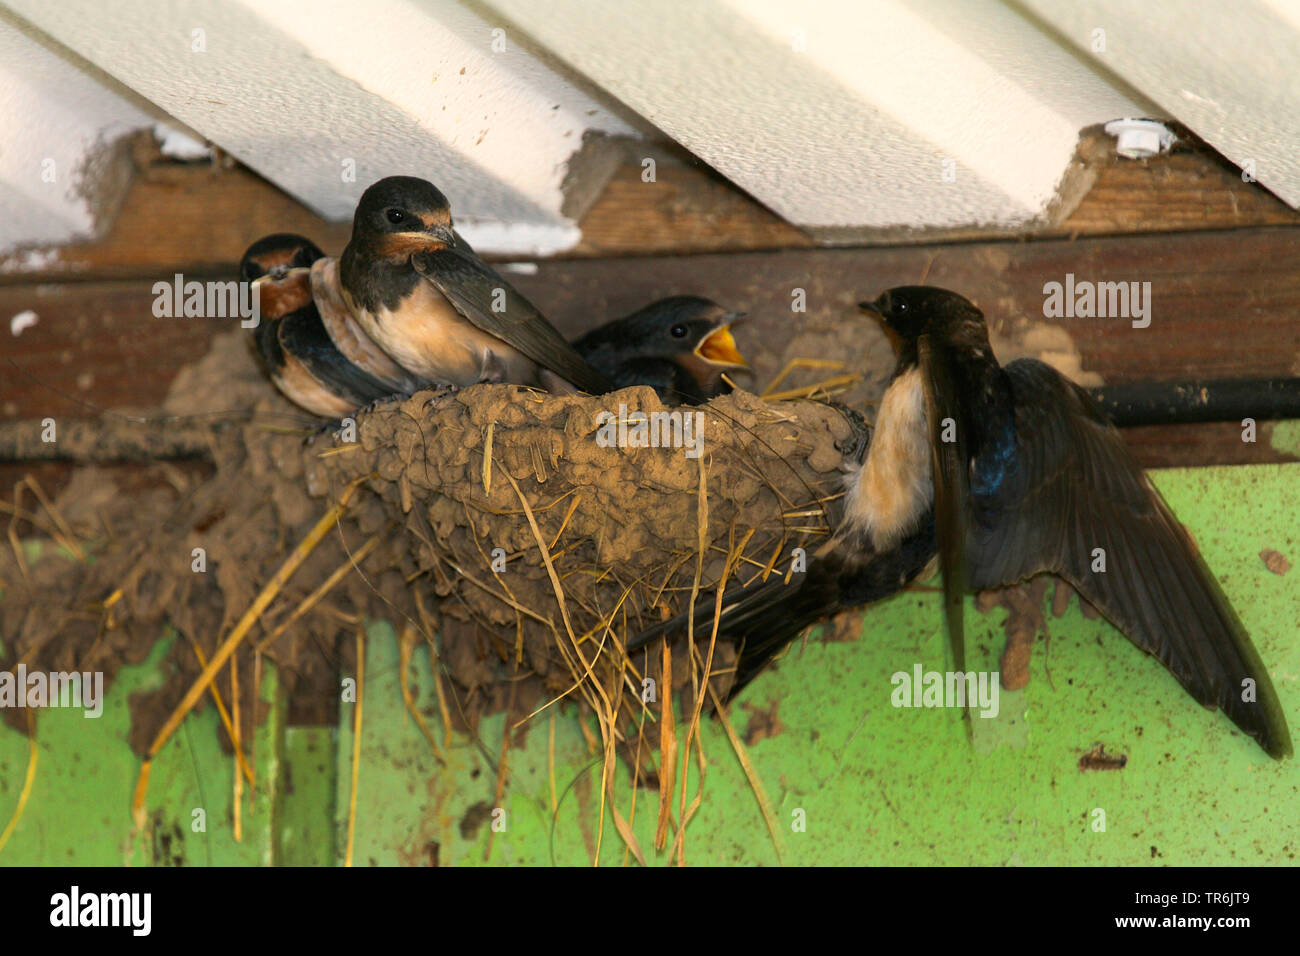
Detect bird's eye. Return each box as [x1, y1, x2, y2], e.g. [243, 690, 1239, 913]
[894, 299, 909, 315]
[670, 324, 688, 338]
[385, 208, 406, 224]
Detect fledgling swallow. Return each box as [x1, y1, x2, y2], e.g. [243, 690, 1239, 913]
[338, 176, 611, 394]
[309, 256, 424, 397]
[860, 286, 1291, 758]
[572, 296, 749, 405]
[625, 407, 938, 698]
[241, 234, 397, 418]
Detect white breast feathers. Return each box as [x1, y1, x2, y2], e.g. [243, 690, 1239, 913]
[840, 366, 934, 550]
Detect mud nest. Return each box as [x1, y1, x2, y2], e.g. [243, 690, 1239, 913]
[2, 379, 859, 760]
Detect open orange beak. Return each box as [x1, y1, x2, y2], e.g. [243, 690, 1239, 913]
[695, 323, 748, 368]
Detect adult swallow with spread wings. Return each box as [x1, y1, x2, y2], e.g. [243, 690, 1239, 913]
[628, 286, 1290, 758]
[338, 176, 611, 395]
[310, 254, 424, 400]
[573, 295, 749, 405]
[242, 234, 399, 418]
[861, 285, 1291, 759]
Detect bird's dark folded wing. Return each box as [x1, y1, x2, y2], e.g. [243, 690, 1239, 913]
[254, 316, 284, 373]
[970, 358, 1291, 758]
[918, 335, 972, 674]
[411, 248, 611, 394]
[604, 357, 696, 403]
[277, 308, 395, 406]
[571, 320, 626, 359]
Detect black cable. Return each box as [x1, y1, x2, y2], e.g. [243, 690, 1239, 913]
[1086, 377, 1300, 427]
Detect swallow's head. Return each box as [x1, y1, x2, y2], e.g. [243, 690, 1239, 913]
[239, 233, 325, 283]
[858, 286, 984, 344]
[624, 296, 749, 369]
[621, 296, 748, 402]
[351, 175, 456, 251]
[239, 234, 322, 320]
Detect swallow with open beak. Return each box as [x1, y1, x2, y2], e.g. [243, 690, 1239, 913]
[572, 296, 749, 405]
[338, 176, 611, 395]
[860, 285, 1291, 759]
[241, 234, 399, 418]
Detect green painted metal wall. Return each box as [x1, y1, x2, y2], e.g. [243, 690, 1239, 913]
[2, 464, 1297, 865]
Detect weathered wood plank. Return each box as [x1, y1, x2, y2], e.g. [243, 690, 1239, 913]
[1051, 130, 1298, 236]
[0, 281, 232, 420]
[2, 131, 1297, 282]
[3, 226, 1298, 471]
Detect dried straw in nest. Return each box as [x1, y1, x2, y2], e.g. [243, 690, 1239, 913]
[307, 383, 859, 732]
[2, 381, 861, 857]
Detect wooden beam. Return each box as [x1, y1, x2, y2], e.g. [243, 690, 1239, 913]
[2, 130, 1298, 283]
[4, 224, 1297, 471]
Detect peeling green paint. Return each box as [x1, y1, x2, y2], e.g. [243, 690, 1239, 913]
[2, 464, 1297, 865]
[1269, 419, 1300, 457]
[0, 630, 280, 866]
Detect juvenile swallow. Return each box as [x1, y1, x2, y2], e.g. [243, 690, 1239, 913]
[310, 256, 423, 397]
[338, 176, 611, 394]
[860, 286, 1291, 758]
[573, 296, 748, 405]
[625, 407, 938, 697]
[241, 234, 396, 418]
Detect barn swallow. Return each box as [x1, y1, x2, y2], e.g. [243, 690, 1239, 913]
[573, 296, 748, 405]
[860, 285, 1291, 758]
[338, 176, 611, 394]
[241, 234, 397, 418]
[310, 256, 423, 397]
[625, 406, 938, 697]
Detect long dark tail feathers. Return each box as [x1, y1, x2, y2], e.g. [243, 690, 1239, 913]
[624, 572, 811, 701]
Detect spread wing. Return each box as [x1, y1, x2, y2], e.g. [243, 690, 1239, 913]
[918, 335, 972, 676]
[969, 358, 1291, 758]
[411, 247, 611, 395]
